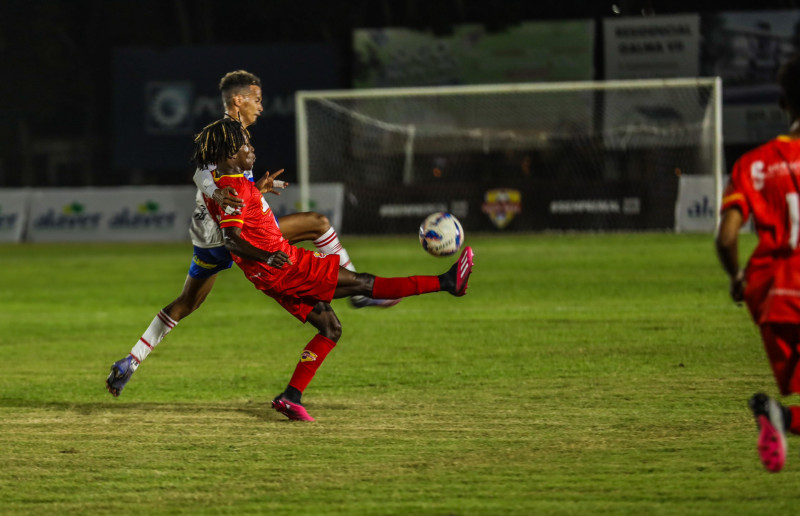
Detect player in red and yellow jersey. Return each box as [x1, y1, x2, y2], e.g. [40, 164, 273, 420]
[196, 117, 474, 421]
[717, 54, 800, 472]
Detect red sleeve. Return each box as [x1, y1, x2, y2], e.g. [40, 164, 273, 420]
[720, 159, 751, 222]
[217, 177, 249, 229]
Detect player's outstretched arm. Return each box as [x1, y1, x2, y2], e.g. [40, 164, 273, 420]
[221, 226, 292, 268]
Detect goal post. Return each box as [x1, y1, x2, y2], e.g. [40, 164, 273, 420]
[295, 78, 723, 234]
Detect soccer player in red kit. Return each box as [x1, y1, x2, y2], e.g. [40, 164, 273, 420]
[717, 54, 800, 472]
[195, 117, 474, 421]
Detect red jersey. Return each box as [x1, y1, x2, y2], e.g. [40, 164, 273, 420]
[205, 173, 292, 259]
[204, 173, 340, 321]
[721, 136, 800, 323]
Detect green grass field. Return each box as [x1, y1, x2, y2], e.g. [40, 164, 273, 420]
[0, 232, 795, 515]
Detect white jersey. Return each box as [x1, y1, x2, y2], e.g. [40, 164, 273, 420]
[189, 166, 254, 248]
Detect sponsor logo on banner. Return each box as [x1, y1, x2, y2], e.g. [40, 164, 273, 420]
[144, 81, 294, 136]
[549, 198, 641, 215]
[33, 202, 102, 231]
[687, 195, 715, 220]
[0, 207, 18, 231]
[146, 82, 196, 134]
[379, 203, 448, 217]
[109, 201, 178, 229]
[481, 188, 521, 229]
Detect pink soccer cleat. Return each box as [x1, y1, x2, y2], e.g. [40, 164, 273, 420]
[749, 393, 787, 472]
[443, 246, 473, 297]
[272, 396, 315, 422]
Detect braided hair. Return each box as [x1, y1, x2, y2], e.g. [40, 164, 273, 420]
[191, 118, 249, 168]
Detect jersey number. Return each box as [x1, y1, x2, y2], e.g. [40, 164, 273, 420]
[788, 192, 800, 249]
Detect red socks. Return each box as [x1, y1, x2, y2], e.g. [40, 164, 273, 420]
[371, 276, 441, 299]
[288, 334, 337, 393]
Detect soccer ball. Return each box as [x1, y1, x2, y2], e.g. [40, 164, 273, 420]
[419, 212, 464, 257]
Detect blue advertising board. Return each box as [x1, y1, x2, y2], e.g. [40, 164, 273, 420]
[113, 44, 340, 174]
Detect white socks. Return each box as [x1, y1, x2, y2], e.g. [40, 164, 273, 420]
[130, 310, 178, 366]
[313, 227, 356, 272]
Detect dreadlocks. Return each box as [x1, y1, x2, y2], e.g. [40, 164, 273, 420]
[191, 118, 249, 168]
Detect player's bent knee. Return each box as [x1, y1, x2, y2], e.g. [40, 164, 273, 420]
[319, 311, 342, 342]
[307, 303, 343, 341]
[312, 212, 331, 232]
[321, 315, 342, 342]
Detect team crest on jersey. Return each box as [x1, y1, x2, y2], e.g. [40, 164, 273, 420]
[481, 188, 521, 229]
[313, 251, 327, 258]
[300, 350, 318, 363]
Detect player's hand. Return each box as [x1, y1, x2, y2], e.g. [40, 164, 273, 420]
[214, 186, 243, 214]
[265, 251, 292, 269]
[730, 269, 745, 303]
[255, 169, 288, 195]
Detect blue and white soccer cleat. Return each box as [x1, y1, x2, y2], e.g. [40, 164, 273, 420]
[106, 355, 139, 397]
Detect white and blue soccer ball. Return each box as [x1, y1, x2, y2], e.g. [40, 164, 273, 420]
[419, 212, 464, 257]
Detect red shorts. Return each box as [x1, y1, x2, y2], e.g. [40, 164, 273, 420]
[238, 249, 340, 322]
[760, 323, 800, 396]
[745, 256, 800, 324]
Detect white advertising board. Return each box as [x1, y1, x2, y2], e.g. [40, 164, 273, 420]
[0, 189, 32, 243]
[267, 183, 345, 233]
[7, 183, 345, 243]
[26, 186, 196, 243]
[674, 175, 718, 233]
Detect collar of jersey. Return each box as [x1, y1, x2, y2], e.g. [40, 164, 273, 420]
[214, 173, 246, 183]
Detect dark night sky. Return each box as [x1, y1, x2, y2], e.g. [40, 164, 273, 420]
[1, 0, 799, 186]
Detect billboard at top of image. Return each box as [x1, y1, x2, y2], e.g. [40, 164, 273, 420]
[352, 20, 595, 88]
[603, 14, 700, 80]
[113, 44, 340, 172]
[701, 10, 800, 143]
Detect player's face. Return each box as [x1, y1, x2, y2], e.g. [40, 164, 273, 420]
[235, 85, 263, 128]
[233, 143, 256, 171]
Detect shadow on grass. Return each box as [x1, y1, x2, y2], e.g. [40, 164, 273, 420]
[0, 397, 279, 421]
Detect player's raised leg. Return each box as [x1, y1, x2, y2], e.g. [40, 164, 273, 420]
[279, 212, 399, 308]
[333, 246, 474, 300]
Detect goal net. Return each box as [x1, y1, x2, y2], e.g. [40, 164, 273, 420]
[295, 78, 722, 234]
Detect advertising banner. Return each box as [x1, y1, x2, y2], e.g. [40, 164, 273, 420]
[8, 184, 344, 243]
[113, 44, 340, 172]
[701, 10, 800, 143]
[674, 175, 718, 233]
[602, 15, 705, 151]
[26, 187, 196, 243]
[268, 183, 344, 233]
[603, 14, 700, 80]
[342, 178, 677, 234]
[353, 20, 595, 88]
[0, 189, 31, 243]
